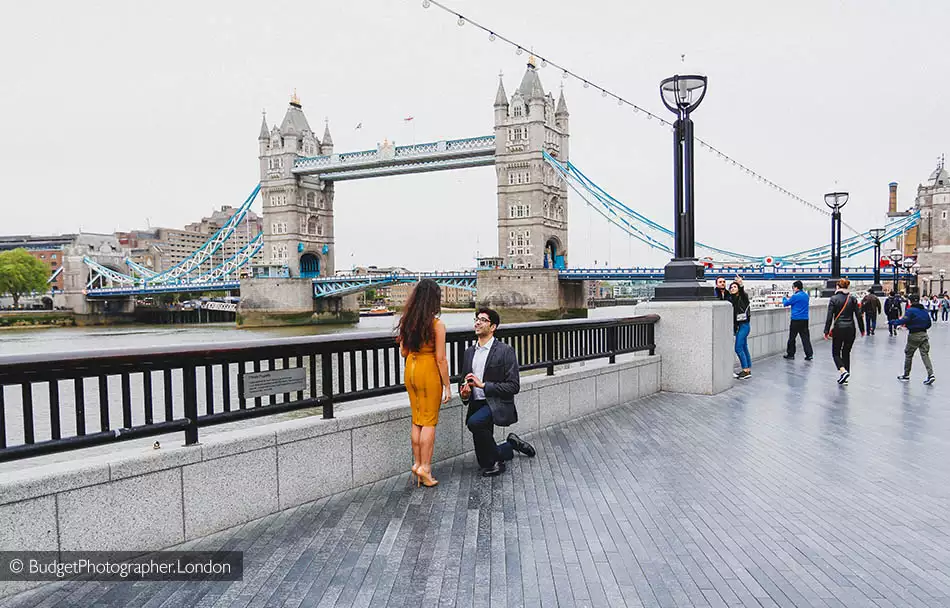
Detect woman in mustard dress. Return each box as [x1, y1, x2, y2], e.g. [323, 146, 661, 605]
[397, 279, 450, 487]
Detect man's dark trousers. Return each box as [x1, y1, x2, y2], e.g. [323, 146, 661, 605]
[786, 319, 814, 358]
[864, 311, 878, 335]
[466, 400, 514, 469]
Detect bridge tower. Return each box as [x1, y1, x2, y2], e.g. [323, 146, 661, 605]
[258, 92, 335, 278]
[494, 58, 570, 270]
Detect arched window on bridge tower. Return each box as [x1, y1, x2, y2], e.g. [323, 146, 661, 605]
[306, 192, 316, 207]
[300, 253, 320, 278]
[307, 216, 318, 235]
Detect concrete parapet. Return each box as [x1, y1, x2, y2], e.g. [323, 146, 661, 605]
[0, 353, 660, 598]
[747, 300, 828, 361]
[634, 300, 734, 395]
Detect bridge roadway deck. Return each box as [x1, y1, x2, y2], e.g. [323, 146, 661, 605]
[5, 324, 949, 608]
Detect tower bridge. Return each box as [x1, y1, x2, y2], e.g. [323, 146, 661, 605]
[76, 57, 925, 322]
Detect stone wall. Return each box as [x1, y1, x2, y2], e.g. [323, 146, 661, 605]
[746, 300, 828, 361]
[476, 269, 587, 321]
[0, 354, 659, 599]
[237, 278, 358, 326]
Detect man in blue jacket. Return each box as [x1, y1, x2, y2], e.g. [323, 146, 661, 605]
[782, 280, 813, 360]
[889, 294, 935, 385]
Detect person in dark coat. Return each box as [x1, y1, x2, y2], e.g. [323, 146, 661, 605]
[823, 278, 865, 385]
[884, 290, 903, 336]
[861, 290, 882, 336]
[724, 277, 752, 380]
[458, 308, 536, 477]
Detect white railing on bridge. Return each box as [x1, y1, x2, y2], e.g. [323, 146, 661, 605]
[293, 136, 495, 174]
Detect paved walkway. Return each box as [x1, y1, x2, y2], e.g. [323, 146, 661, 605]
[4, 324, 949, 608]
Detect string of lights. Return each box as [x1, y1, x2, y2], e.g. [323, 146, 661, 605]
[421, 0, 862, 236]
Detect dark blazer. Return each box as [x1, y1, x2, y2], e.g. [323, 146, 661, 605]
[458, 338, 520, 427]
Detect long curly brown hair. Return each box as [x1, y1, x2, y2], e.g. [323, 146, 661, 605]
[397, 279, 442, 352]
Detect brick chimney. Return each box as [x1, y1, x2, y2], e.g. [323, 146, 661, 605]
[888, 182, 898, 214]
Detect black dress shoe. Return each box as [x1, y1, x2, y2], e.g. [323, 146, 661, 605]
[482, 462, 506, 477]
[507, 433, 536, 457]
[782, 355, 795, 360]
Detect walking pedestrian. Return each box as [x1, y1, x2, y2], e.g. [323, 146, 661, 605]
[890, 294, 936, 385]
[928, 295, 940, 322]
[397, 279, 451, 488]
[941, 294, 950, 322]
[725, 277, 752, 379]
[884, 290, 903, 336]
[861, 290, 882, 336]
[782, 280, 813, 360]
[458, 308, 536, 477]
[823, 278, 865, 385]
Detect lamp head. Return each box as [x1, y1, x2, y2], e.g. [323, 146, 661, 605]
[868, 228, 884, 240]
[889, 249, 903, 263]
[659, 74, 707, 114]
[824, 191, 849, 210]
[940, 268, 946, 277]
[902, 258, 914, 269]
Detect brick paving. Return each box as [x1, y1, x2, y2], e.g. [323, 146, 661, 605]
[4, 324, 949, 607]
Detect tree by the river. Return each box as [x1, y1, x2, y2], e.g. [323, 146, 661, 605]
[0, 248, 49, 308]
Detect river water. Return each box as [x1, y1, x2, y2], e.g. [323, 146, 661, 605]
[0, 307, 637, 356]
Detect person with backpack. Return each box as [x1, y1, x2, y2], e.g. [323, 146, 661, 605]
[823, 278, 865, 385]
[884, 290, 903, 336]
[889, 293, 936, 385]
[941, 294, 950, 322]
[861, 290, 882, 336]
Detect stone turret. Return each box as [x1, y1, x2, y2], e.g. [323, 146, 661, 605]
[493, 59, 570, 270]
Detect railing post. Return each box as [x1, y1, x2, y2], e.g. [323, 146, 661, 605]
[545, 332, 555, 376]
[182, 365, 199, 446]
[648, 323, 656, 356]
[608, 325, 618, 364]
[321, 353, 334, 419]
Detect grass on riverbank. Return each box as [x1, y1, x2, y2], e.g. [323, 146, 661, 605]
[0, 311, 76, 328]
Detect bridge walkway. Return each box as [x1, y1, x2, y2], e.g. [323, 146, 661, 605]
[4, 324, 949, 607]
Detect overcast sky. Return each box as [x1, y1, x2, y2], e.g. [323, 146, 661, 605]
[2, 0, 948, 271]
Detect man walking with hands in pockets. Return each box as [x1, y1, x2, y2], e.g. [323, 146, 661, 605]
[459, 308, 536, 477]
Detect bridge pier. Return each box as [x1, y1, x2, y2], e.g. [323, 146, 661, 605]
[476, 269, 587, 322]
[237, 278, 358, 327]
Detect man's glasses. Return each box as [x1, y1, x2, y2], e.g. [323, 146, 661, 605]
[474, 316, 491, 323]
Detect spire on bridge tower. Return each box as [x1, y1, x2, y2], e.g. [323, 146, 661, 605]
[258, 110, 269, 141]
[494, 72, 508, 107]
[518, 57, 545, 100]
[290, 89, 302, 108]
[556, 85, 569, 116]
[321, 118, 334, 155]
[280, 90, 312, 136]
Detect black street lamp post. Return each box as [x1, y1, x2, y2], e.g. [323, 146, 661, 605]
[889, 249, 903, 294]
[940, 268, 946, 296]
[652, 74, 715, 301]
[820, 192, 849, 297]
[868, 228, 885, 295]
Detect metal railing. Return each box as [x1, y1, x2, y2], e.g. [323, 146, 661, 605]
[0, 315, 657, 462]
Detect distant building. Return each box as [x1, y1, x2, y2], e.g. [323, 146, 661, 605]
[913, 158, 950, 294]
[119, 208, 262, 274]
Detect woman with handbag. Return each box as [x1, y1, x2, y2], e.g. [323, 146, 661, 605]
[823, 278, 865, 385]
[726, 277, 752, 380]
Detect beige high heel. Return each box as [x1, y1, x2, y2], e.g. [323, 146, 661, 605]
[411, 464, 420, 484]
[417, 466, 439, 487]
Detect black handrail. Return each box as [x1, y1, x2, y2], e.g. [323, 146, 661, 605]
[0, 315, 657, 462]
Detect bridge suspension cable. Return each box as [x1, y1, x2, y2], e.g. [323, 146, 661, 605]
[421, 0, 860, 235]
[543, 152, 920, 266]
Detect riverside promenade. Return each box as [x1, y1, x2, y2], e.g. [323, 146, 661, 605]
[3, 326, 948, 608]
